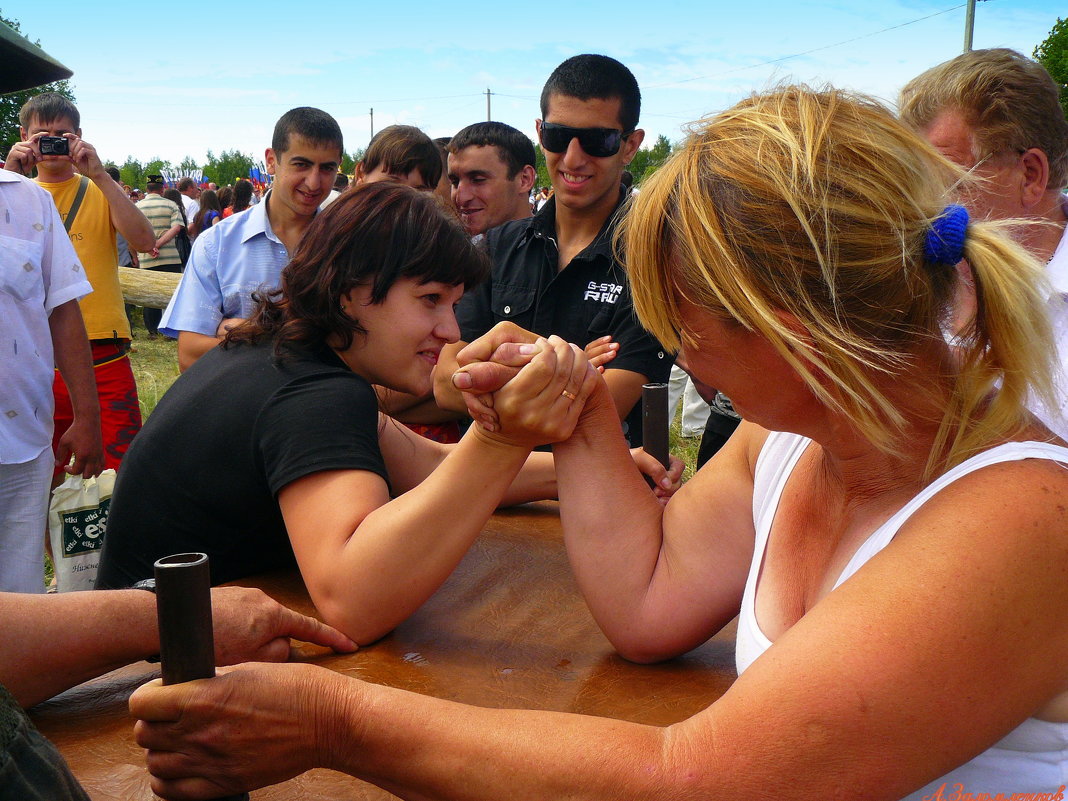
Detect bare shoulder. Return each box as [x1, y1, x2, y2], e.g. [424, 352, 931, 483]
[684, 419, 769, 494]
[903, 446, 1068, 551]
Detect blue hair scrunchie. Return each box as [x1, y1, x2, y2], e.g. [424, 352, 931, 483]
[924, 204, 969, 266]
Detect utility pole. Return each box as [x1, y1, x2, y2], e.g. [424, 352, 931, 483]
[963, 0, 975, 51]
[370, 108, 374, 139]
[485, 88, 492, 121]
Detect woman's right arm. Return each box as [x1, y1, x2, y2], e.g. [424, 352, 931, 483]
[279, 338, 590, 645]
[551, 379, 760, 662]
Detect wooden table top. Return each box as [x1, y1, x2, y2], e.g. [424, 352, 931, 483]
[31, 501, 737, 800]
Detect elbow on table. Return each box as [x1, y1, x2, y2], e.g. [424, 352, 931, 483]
[314, 595, 399, 647]
[614, 640, 686, 665]
[604, 625, 708, 666]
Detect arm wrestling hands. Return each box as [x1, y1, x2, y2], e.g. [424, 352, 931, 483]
[452, 323, 682, 503]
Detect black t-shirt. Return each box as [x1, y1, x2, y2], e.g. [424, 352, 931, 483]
[96, 339, 389, 589]
[456, 192, 672, 446]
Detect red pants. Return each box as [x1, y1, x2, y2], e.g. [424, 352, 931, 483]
[52, 341, 143, 476]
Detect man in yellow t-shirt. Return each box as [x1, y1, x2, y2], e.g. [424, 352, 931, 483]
[5, 93, 155, 475]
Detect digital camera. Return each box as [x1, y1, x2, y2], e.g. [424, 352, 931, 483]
[39, 136, 69, 156]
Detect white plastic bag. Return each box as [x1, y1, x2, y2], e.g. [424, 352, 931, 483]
[48, 469, 116, 592]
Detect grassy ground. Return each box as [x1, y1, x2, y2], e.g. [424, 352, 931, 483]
[127, 308, 181, 419]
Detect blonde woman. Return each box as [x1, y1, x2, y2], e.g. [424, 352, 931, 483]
[131, 87, 1068, 800]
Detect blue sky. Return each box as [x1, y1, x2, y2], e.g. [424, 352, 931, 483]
[8, 0, 1061, 168]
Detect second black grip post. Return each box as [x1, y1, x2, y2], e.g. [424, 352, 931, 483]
[154, 552, 249, 801]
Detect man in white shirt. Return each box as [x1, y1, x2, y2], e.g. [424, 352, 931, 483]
[900, 48, 1068, 437]
[0, 22, 102, 593]
[177, 177, 200, 224]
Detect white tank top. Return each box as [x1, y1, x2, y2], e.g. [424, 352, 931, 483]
[737, 432, 1068, 797]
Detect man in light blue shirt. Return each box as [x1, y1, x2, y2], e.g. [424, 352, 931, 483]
[159, 107, 343, 371]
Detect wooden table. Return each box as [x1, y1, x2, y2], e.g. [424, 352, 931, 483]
[31, 502, 738, 800]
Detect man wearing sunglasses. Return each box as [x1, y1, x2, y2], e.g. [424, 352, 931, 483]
[436, 54, 672, 447]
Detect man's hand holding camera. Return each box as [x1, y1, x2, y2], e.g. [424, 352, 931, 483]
[4, 131, 107, 181]
[3, 132, 49, 175]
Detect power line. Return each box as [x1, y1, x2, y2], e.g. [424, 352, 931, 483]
[88, 91, 485, 110]
[84, 2, 981, 112]
[644, 3, 969, 89]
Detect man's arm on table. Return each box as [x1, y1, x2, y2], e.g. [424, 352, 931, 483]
[0, 589, 354, 709]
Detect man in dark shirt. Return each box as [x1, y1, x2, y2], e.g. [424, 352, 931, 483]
[435, 54, 672, 446]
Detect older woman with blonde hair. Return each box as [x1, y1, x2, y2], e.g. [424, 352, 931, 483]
[130, 86, 1068, 800]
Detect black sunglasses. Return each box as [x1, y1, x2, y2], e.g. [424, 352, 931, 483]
[539, 122, 631, 158]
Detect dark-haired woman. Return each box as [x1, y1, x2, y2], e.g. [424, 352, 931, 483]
[228, 178, 254, 217]
[189, 189, 222, 238]
[96, 183, 652, 644]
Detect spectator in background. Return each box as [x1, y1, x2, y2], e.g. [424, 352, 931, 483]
[348, 125, 455, 440]
[159, 107, 343, 371]
[446, 121, 536, 237]
[230, 179, 254, 217]
[435, 54, 671, 448]
[355, 125, 440, 191]
[135, 175, 185, 338]
[191, 189, 223, 238]
[177, 176, 200, 224]
[4, 92, 153, 475]
[217, 184, 233, 215]
[900, 49, 1068, 438]
[0, 25, 103, 594]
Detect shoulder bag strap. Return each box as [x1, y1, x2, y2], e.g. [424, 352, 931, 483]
[63, 175, 91, 234]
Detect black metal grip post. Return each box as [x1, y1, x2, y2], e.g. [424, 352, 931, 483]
[642, 383, 671, 482]
[153, 553, 249, 801]
[154, 552, 214, 686]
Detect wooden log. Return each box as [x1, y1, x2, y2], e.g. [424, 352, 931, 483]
[117, 266, 181, 309]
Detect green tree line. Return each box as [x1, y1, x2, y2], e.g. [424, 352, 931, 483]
[1034, 17, 1068, 121]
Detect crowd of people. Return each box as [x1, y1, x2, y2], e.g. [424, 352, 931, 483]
[2, 17, 1068, 800]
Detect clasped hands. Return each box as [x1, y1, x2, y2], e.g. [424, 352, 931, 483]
[449, 323, 684, 503]
[450, 322, 598, 448]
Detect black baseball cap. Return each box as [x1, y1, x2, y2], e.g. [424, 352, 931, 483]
[0, 21, 72, 93]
